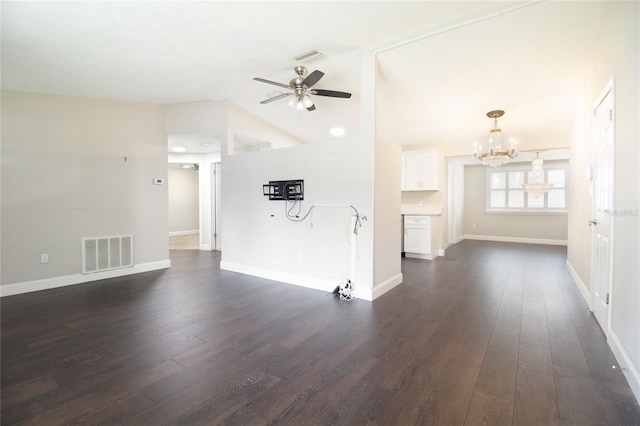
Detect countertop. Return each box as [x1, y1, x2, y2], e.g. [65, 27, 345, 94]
[401, 204, 442, 215]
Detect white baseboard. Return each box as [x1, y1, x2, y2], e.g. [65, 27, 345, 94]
[565, 260, 592, 310]
[220, 261, 336, 294]
[169, 230, 199, 236]
[565, 263, 640, 405]
[609, 330, 640, 404]
[220, 261, 399, 302]
[200, 244, 212, 251]
[0, 260, 171, 297]
[463, 234, 568, 246]
[369, 273, 403, 301]
[405, 250, 445, 260]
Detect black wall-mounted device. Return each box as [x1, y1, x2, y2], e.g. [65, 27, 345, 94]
[263, 180, 304, 201]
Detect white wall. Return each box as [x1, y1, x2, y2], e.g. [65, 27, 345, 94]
[373, 137, 402, 298]
[463, 165, 568, 243]
[567, 1, 640, 401]
[168, 167, 199, 234]
[220, 139, 375, 297]
[164, 100, 223, 139]
[1, 91, 169, 291]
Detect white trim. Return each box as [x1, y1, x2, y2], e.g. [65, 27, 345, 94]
[199, 244, 212, 251]
[486, 163, 569, 214]
[221, 261, 337, 294]
[609, 330, 640, 405]
[463, 234, 567, 246]
[565, 260, 592, 310]
[405, 252, 433, 260]
[0, 260, 171, 297]
[169, 230, 199, 236]
[370, 273, 403, 301]
[220, 261, 396, 302]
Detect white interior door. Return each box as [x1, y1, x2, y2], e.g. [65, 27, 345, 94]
[591, 80, 615, 334]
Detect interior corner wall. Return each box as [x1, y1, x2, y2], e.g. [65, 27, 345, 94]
[463, 165, 568, 242]
[168, 167, 199, 234]
[1, 91, 169, 288]
[582, 0, 639, 399]
[566, 93, 592, 291]
[219, 139, 374, 297]
[373, 138, 402, 297]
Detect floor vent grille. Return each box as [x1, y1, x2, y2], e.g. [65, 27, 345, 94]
[82, 235, 133, 274]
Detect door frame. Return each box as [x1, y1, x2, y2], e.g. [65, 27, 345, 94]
[590, 77, 616, 335]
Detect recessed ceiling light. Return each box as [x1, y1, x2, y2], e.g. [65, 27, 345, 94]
[172, 146, 186, 153]
[329, 127, 345, 137]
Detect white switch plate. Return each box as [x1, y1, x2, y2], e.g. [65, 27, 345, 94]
[40, 253, 49, 263]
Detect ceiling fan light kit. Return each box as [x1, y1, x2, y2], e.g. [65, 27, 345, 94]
[254, 66, 351, 112]
[472, 109, 519, 167]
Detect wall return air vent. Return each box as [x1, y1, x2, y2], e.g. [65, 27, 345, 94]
[82, 235, 133, 274]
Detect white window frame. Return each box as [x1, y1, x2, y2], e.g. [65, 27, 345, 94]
[485, 162, 568, 214]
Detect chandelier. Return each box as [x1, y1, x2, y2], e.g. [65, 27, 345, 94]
[472, 110, 519, 167]
[522, 152, 553, 197]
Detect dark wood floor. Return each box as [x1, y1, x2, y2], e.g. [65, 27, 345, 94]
[2, 241, 639, 425]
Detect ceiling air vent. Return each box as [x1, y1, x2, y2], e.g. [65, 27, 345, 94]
[292, 49, 323, 63]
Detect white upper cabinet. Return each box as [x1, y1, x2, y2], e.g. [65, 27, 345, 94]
[401, 149, 440, 191]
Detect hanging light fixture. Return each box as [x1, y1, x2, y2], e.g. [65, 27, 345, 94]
[472, 109, 519, 167]
[522, 152, 553, 197]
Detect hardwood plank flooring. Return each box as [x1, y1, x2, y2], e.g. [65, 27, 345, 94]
[2, 241, 639, 425]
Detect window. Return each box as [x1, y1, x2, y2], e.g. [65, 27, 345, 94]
[486, 163, 568, 213]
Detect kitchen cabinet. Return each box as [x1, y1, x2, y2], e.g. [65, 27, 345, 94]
[403, 215, 431, 259]
[401, 149, 439, 191]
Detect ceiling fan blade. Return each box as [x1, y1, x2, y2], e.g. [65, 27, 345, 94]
[253, 77, 291, 89]
[260, 92, 293, 104]
[302, 70, 324, 88]
[306, 104, 316, 112]
[312, 89, 352, 99]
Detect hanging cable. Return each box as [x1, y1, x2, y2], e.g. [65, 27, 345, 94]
[283, 200, 367, 235]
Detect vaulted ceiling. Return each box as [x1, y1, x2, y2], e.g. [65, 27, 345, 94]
[1, 1, 608, 155]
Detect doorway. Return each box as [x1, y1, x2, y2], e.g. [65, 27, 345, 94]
[168, 163, 200, 250]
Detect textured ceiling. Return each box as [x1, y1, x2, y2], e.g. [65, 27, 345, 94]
[1, 1, 608, 153]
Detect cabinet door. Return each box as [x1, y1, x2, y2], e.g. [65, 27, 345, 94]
[405, 152, 424, 190]
[404, 226, 431, 254]
[402, 149, 439, 191]
[403, 216, 431, 255]
[421, 150, 439, 190]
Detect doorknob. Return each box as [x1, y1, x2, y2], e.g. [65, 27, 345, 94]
[588, 219, 598, 226]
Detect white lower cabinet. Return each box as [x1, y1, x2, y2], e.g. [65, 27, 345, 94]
[403, 215, 431, 259]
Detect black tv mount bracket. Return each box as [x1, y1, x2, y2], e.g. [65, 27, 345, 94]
[263, 180, 304, 201]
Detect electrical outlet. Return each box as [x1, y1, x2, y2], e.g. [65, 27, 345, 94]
[40, 253, 49, 263]
[472, 223, 477, 229]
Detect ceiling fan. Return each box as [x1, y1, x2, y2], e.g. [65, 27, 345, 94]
[254, 65, 351, 111]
